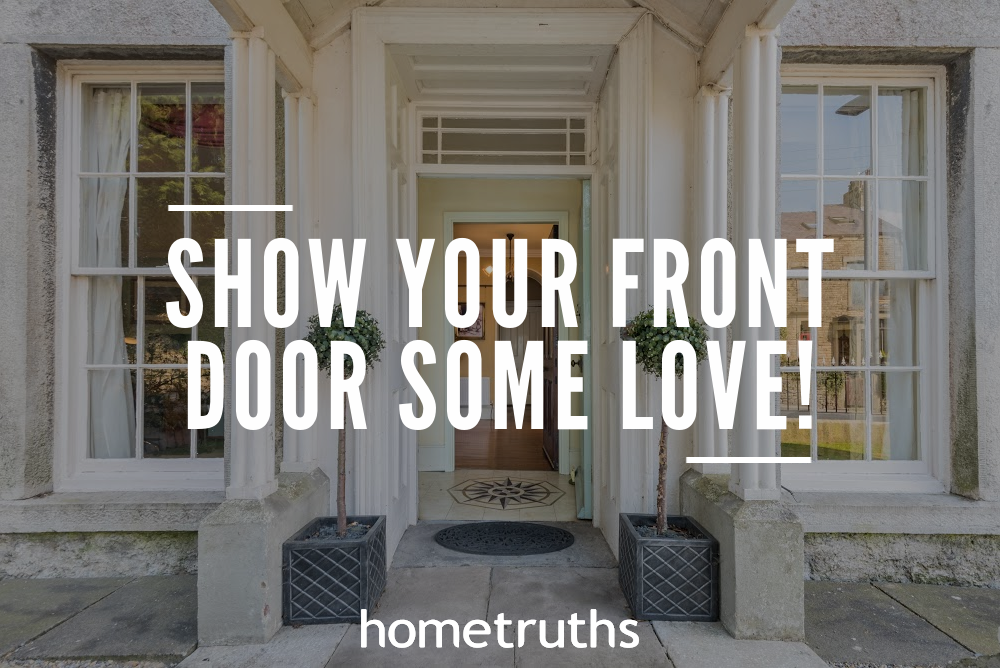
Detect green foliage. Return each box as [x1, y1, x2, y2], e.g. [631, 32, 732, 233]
[620, 307, 709, 378]
[305, 304, 386, 378]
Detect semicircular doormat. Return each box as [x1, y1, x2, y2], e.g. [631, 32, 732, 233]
[434, 521, 575, 556]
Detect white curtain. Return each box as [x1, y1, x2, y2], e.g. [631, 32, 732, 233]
[885, 89, 921, 460]
[83, 88, 135, 458]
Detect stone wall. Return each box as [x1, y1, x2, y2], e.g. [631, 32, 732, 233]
[805, 533, 1000, 588]
[0, 532, 198, 579]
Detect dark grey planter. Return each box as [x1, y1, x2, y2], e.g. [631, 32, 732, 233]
[283, 515, 386, 625]
[618, 513, 719, 621]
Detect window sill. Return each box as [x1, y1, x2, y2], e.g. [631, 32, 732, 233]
[0, 490, 224, 533]
[782, 487, 1000, 535]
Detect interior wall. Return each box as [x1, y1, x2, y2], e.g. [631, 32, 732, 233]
[416, 178, 583, 470]
[455, 255, 543, 384]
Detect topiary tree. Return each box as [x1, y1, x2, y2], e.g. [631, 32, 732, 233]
[621, 307, 708, 535]
[305, 304, 386, 537]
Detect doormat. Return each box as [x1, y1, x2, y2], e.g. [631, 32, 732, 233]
[434, 521, 575, 556]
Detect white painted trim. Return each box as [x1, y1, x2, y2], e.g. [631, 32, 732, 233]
[351, 8, 645, 47]
[778, 64, 950, 492]
[55, 61, 227, 493]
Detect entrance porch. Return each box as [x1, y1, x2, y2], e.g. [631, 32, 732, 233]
[198, 0, 803, 648]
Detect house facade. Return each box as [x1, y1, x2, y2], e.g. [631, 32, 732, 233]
[2, 0, 999, 646]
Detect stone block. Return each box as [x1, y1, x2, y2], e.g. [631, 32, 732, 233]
[197, 469, 329, 646]
[680, 470, 804, 640]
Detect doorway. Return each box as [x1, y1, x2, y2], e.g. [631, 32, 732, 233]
[414, 182, 587, 522]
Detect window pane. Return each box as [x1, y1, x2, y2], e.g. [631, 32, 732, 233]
[81, 85, 131, 173]
[138, 83, 186, 173]
[822, 179, 870, 270]
[80, 177, 129, 268]
[878, 87, 926, 176]
[781, 179, 818, 269]
[191, 177, 225, 266]
[872, 371, 919, 460]
[88, 276, 137, 366]
[144, 280, 190, 364]
[823, 87, 871, 176]
[196, 368, 224, 458]
[89, 369, 136, 459]
[195, 277, 225, 355]
[136, 177, 184, 267]
[873, 280, 918, 367]
[142, 368, 191, 458]
[816, 371, 865, 460]
[816, 280, 866, 367]
[878, 180, 927, 270]
[191, 82, 225, 173]
[779, 371, 810, 458]
[780, 85, 818, 174]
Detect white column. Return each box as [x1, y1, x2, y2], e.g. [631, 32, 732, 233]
[714, 88, 731, 461]
[281, 89, 320, 474]
[695, 86, 728, 474]
[228, 32, 278, 500]
[729, 25, 781, 500]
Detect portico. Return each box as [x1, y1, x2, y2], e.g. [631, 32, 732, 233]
[195, 0, 802, 645]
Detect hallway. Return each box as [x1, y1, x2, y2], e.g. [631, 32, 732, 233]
[455, 407, 551, 471]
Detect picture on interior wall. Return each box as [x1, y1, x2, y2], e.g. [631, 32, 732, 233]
[455, 302, 486, 340]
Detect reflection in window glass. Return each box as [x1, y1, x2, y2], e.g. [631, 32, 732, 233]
[781, 179, 818, 269]
[780, 86, 818, 174]
[136, 177, 184, 267]
[822, 180, 870, 270]
[138, 83, 186, 173]
[823, 87, 871, 176]
[76, 74, 225, 463]
[816, 371, 865, 460]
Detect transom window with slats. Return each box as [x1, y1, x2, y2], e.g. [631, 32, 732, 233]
[420, 115, 588, 166]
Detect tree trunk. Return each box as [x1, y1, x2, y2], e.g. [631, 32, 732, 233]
[338, 394, 348, 537]
[656, 416, 669, 535]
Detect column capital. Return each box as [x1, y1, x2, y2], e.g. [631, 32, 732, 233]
[229, 26, 265, 40]
[746, 24, 781, 38]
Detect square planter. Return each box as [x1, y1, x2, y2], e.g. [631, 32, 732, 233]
[618, 513, 719, 621]
[283, 515, 386, 625]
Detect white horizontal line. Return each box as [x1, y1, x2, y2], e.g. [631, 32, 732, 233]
[168, 205, 293, 212]
[686, 457, 813, 464]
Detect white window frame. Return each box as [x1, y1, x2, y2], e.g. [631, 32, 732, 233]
[55, 61, 225, 492]
[779, 65, 949, 493]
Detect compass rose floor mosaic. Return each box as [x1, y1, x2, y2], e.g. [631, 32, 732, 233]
[419, 469, 578, 521]
[449, 476, 563, 510]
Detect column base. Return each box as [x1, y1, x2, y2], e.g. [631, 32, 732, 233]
[197, 469, 330, 645]
[680, 469, 804, 641]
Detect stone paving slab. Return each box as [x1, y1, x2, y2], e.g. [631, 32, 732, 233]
[390, 521, 616, 569]
[654, 621, 826, 668]
[804, 582, 973, 666]
[489, 567, 672, 667]
[11, 576, 197, 663]
[0, 577, 130, 656]
[177, 625, 348, 667]
[875, 582, 1000, 656]
[326, 566, 514, 667]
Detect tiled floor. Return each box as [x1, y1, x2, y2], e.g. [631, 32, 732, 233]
[418, 469, 580, 522]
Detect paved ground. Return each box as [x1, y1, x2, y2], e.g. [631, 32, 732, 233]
[3, 522, 1000, 667]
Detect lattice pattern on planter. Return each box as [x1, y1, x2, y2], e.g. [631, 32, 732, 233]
[283, 516, 386, 625]
[619, 514, 719, 622]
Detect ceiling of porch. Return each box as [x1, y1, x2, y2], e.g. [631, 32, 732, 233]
[387, 43, 615, 103]
[285, 0, 731, 54]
